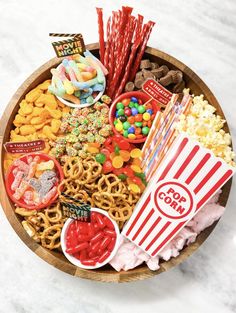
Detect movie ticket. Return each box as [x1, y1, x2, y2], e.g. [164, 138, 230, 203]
[122, 134, 235, 257]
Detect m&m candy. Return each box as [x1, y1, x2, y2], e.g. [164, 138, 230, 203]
[113, 96, 157, 141]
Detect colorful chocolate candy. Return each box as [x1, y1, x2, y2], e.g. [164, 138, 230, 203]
[113, 97, 154, 140]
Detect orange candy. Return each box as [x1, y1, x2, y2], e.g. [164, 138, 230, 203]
[135, 128, 142, 135]
[119, 150, 130, 161]
[127, 116, 135, 124]
[132, 158, 142, 166]
[122, 98, 130, 106]
[147, 120, 152, 128]
[142, 121, 147, 127]
[110, 152, 116, 160]
[135, 114, 143, 122]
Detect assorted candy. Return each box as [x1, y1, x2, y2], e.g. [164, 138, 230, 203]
[49, 51, 106, 106]
[64, 211, 117, 267]
[6, 154, 62, 209]
[51, 100, 112, 158]
[113, 96, 155, 140]
[94, 134, 147, 193]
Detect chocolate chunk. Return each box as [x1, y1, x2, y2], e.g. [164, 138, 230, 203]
[150, 62, 159, 70]
[125, 81, 135, 92]
[159, 73, 173, 86]
[159, 65, 169, 76]
[170, 70, 183, 84]
[140, 59, 152, 69]
[135, 71, 143, 79]
[142, 69, 155, 80]
[173, 80, 185, 93]
[151, 68, 164, 79]
[134, 78, 145, 89]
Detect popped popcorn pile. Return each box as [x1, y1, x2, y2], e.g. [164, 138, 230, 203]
[176, 90, 235, 166]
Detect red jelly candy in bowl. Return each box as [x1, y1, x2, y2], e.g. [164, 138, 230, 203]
[61, 208, 120, 269]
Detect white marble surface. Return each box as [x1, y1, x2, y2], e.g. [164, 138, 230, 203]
[0, 0, 236, 312]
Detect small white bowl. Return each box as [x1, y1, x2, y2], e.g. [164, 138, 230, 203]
[61, 208, 120, 269]
[56, 79, 106, 109]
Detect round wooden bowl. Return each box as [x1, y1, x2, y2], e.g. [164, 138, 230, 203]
[0, 43, 232, 283]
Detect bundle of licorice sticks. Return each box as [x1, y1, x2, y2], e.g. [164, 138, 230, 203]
[96, 6, 155, 99]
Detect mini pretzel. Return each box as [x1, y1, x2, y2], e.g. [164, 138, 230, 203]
[97, 174, 123, 193]
[88, 161, 102, 181]
[125, 191, 140, 205]
[15, 207, 37, 217]
[92, 192, 115, 210]
[108, 203, 133, 222]
[72, 190, 89, 202]
[22, 221, 40, 242]
[41, 224, 62, 250]
[76, 170, 92, 185]
[58, 178, 81, 195]
[63, 157, 83, 179]
[27, 212, 50, 234]
[45, 203, 63, 224]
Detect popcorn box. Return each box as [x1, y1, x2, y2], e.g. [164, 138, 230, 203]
[122, 134, 235, 257]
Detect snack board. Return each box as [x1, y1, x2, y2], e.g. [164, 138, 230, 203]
[0, 6, 235, 282]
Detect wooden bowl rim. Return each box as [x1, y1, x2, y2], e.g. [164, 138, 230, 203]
[0, 43, 232, 283]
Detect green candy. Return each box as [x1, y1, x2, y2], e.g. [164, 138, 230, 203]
[135, 122, 143, 127]
[115, 145, 120, 155]
[128, 101, 135, 108]
[114, 120, 118, 125]
[95, 153, 106, 164]
[123, 130, 129, 137]
[123, 121, 130, 130]
[117, 108, 125, 116]
[134, 103, 139, 109]
[138, 105, 146, 114]
[142, 126, 150, 135]
[118, 174, 128, 181]
[116, 102, 124, 110]
[135, 172, 146, 180]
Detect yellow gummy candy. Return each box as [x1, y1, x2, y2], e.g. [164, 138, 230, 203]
[112, 156, 124, 168]
[130, 148, 142, 158]
[129, 183, 141, 194]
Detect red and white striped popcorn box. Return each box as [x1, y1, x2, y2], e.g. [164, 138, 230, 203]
[122, 134, 235, 257]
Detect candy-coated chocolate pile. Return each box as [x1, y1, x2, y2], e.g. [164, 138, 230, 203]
[114, 96, 154, 140]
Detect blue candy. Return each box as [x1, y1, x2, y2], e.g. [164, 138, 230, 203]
[131, 96, 138, 103]
[128, 126, 135, 134]
[92, 83, 104, 92]
[147, 109, 153, 115]
[80, 98, 86, 104]
[131, 108, 138, 116]
[115, 111, 119, 118]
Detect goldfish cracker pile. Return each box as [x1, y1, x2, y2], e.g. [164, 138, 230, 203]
[48, 51, 106, 106]
[176, 89, 235, 166]
[4, 80, 70, 172]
